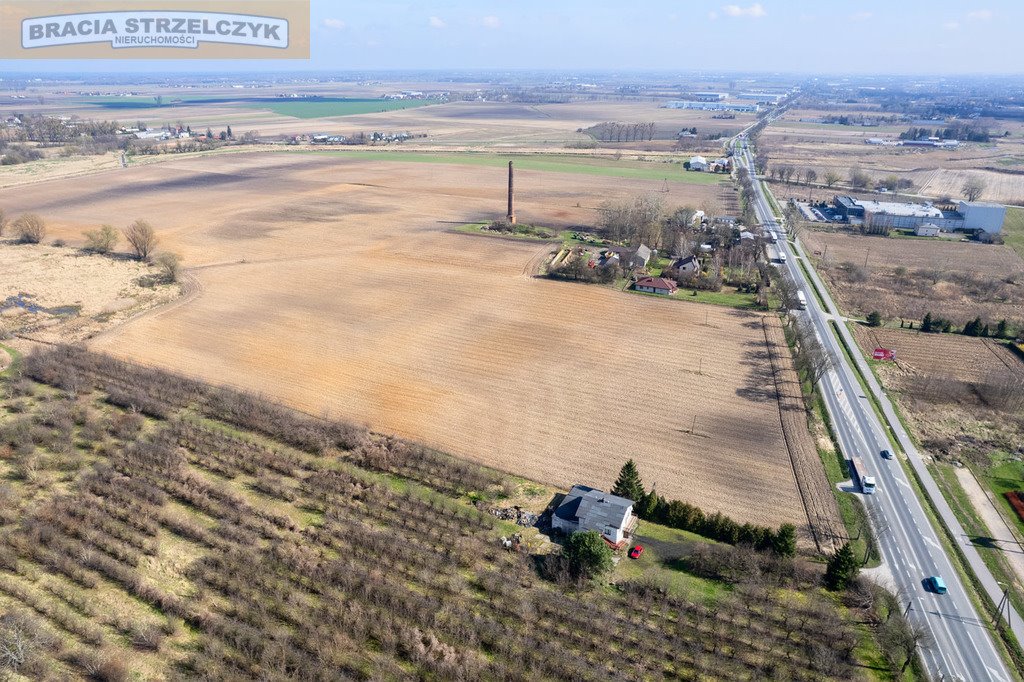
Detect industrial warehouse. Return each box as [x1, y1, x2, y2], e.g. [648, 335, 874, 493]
[831, 195, 1006, 237]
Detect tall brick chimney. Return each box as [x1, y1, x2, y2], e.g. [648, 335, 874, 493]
[507, 160, 516, 225]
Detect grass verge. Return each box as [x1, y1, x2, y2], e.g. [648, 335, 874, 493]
[897, 453, 1024, 675]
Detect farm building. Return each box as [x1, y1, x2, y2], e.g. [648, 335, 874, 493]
[625, 244, 653, 269]
[672, 255, 700, 275]
[688, 155, 709, 171]
[915, 223, 941, 237]
[552, 485, 638, 546]
[635, 276, 678, 295]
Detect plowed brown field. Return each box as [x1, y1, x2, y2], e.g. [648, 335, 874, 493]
[0, 151, 809, 529]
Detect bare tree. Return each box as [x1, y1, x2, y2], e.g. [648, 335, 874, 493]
[823, 170, 841, 188]
[155, 252, 183, 283]
[123, 219, 158, 261]
[962, 176, 986, 202]
[849, 167, 871, 189]
[11, 214, 45, 244]
[83, 224, 119, 254]
[805, 169, 817, 186]
[0, 207, 8, 237]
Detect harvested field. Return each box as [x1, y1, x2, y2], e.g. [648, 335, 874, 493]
[761, 108, 1024, 203]
[762, 316, 843, 553]
[0, 150, 806, 530]
[801, 229, 1024, 326]
[851, 325, 1024, 461]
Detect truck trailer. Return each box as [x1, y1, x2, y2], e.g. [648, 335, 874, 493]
[796, 291, 807, 310]
[848, 456, 877, 494]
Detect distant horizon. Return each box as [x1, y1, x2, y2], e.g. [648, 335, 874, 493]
[2, 0, 1023, 76]
[3, 68, 1024, 81]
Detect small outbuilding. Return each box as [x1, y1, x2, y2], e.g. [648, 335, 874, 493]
[915, 223, 940, 237]
[689, 155, 708, 171]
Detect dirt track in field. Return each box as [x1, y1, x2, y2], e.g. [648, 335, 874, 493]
[762, 316, 844, 552]
[0, 150, 810, 530]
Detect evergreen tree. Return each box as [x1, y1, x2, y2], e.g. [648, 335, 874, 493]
[771, 523, 797, 557]
[226, 124, 233, 139]
[611, 459, 645, 503]
[981, 324, 990, 338]
[963, 317, 982, 337]
[565, 531, 613, 580]
[921, 312, 934, 333]
[866, 311, 883, 327]
[824, 542, 860, 591]
[638, 489, 659, 520]
[996, 319, 1009, 339]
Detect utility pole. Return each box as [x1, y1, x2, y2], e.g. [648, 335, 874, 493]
[995, 582, 1011, 630]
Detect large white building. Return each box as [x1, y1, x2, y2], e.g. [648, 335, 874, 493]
[959, 201, 1006, 235]
[834, 196, 1006, 235]
[664, 100, 760, 113]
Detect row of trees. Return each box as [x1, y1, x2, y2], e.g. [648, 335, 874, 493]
[587, 121, 657, 142]
[611, 460, 797, 556]
[920, 312, 1016, 339]
[899, 124, 990, 143]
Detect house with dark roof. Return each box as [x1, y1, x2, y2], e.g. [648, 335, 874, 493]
[671, 255, 700, 276]
[635, 276, 678, 295]
[552, 485, 638, 546]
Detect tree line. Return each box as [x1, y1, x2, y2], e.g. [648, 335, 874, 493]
[586, 121, 657, 142]
[0, 208, 182, 283]
[611, 459, 797, 557]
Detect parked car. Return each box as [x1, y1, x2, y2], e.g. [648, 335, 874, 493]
[926, 576, 948, 594]
[880, 449, 893, 460]
[629, 545, 644, 559]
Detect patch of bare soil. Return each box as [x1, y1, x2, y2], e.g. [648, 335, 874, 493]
[0, 242, 181, 344]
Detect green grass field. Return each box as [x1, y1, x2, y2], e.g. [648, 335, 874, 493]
[251, 98, 433, 119]
[303, 149, 727, 184]
[1005, 207, 1024, 261]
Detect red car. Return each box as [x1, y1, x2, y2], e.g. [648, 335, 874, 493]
[629, 545, 644, 559]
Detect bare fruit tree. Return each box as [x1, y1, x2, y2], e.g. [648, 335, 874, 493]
[123, 219, 158, 261]
[11, 213, 45, 244]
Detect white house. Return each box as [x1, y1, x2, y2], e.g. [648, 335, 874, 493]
[552, 485, 638, 546]
[915, 223, 940, 237]
[634, 276, 678, 295]
[689, 155, 708, 171]
[672, 255, 700, 275]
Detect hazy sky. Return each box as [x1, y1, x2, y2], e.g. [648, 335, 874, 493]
[2, 0, 1023, 75]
